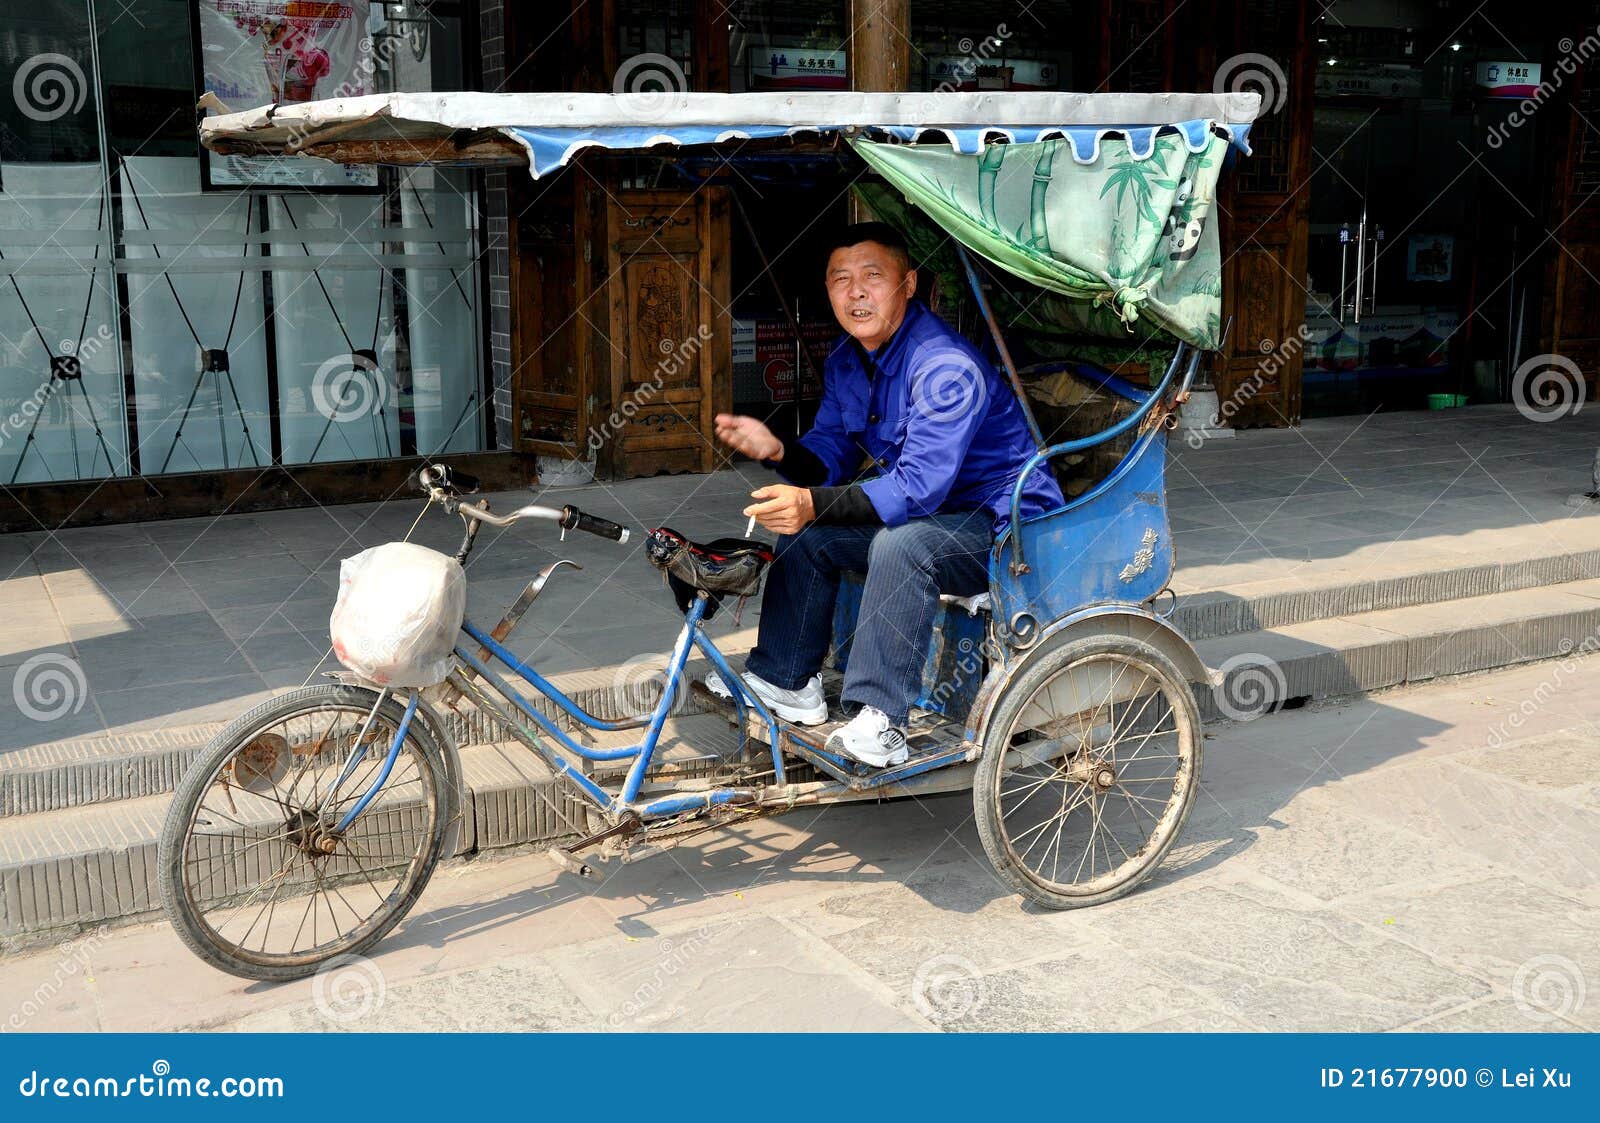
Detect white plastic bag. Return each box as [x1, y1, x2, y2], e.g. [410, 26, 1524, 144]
[330, 542, 467, 687]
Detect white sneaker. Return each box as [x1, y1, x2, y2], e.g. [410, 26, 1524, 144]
[825, 706, 910, 768]
[704, 667, 829, 726]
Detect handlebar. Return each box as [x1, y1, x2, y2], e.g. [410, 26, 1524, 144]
[454, 498, 630, 544]
[559, 507, 629, 542]
[416, 463, 630, 547]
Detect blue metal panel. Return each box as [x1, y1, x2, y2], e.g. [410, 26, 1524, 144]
[829, 579, 987, 723]
[990, 428, 1174, 627]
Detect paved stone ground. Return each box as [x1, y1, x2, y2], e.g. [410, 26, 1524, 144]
[2, 656, 1595, 1032]
[1, 404, 1598, 755]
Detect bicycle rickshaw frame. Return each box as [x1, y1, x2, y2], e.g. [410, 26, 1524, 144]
[157, 90, 1259, 979]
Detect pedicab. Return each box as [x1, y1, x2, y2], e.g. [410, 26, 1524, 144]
[159, 89, 1260, 980]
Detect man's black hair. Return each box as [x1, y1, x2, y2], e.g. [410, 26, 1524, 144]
[825, 222, 912, 273]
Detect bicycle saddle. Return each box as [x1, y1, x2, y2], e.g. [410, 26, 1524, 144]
[646, 527, 772, 617]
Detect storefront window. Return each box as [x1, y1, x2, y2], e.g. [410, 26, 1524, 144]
[0, 0, 129, 484]
[0, 0, 486, 485]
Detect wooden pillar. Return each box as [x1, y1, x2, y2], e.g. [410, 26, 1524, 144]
[849, 0, 910, 92]
[694, 0, 731, 92]
[848, 0, 910, 219]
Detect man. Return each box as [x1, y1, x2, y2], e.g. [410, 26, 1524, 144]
[710, 223, 1063, 767]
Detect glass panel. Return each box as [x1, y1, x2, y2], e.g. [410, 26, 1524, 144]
[96, 0, 196, 159]
[118, 156, 271, 472]
[0, 0, 128, 484]
[399, 167, 483, 456]
[268, 193, 400, 464]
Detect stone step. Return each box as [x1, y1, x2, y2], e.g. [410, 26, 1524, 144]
[0, 712, 738, 941]
[0, 661, 717, 818]
[1172, 545, 1600, 641]
[1195, 577, 1600, 721]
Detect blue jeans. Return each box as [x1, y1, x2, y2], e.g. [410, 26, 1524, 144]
[742, 511, 993, 726]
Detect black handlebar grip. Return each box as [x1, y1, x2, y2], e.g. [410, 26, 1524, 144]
[561, 506, 630, 543]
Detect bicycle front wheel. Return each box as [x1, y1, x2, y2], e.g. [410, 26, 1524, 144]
[158, 684, 451, 982]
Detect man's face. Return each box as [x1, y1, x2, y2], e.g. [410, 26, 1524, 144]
[825, 241, 916, 350]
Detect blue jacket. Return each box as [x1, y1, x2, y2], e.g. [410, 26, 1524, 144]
[781, 300, 1063, 531]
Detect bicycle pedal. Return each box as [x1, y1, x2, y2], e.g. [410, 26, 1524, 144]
[547, 848, 598, 879]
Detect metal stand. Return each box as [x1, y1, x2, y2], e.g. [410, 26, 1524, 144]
[158, 348, 262, 473]
[9, 356, 117, 484]
[306, 348, 395, 463]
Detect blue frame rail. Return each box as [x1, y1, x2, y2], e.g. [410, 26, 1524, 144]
[445, 595, 789, 819]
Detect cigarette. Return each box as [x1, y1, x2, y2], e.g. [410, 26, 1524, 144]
[745, 515, 757, 537]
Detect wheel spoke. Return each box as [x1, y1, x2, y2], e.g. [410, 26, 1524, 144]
[987, 648, 1199, 901]
[167, 694, 442, 974]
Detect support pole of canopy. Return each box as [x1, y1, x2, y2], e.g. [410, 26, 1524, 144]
[953, 243, 1045, 451]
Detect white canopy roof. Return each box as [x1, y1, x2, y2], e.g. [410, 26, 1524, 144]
[198, 89, 1264, 173]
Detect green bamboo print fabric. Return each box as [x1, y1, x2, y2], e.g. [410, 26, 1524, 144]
[850, 132, 1230, 348]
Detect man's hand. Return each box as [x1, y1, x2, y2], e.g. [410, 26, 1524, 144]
[714, 413, 783, 461]
[743, 485, 814, 535]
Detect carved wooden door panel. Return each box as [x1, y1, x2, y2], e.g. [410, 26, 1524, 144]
[596, 187, 731, 478]
[1215, 0, 1312, 427]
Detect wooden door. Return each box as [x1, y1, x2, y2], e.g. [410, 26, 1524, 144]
[596, 187, 731, 478]
[1214, 0, 1313, 427]
[510, 175, 585, 457]
[1539, 1, 1600, 394]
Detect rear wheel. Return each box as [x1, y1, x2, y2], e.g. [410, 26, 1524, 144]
[158, 684, 450, 981]
[973, 634, 1201, 909]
